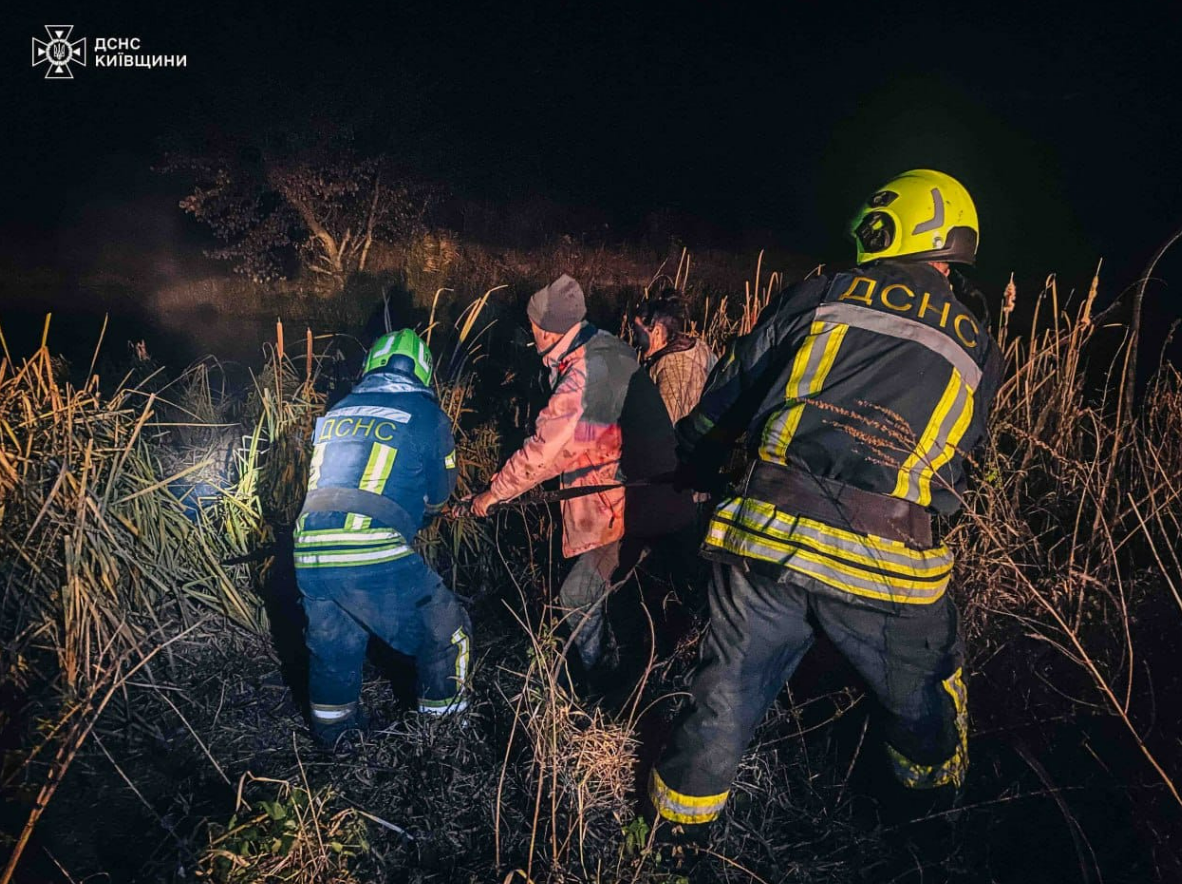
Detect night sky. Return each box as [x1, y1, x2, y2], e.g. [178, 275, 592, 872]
[4, 3, 1182, 344]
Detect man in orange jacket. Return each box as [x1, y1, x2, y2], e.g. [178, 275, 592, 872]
[471, 274, 692, 684]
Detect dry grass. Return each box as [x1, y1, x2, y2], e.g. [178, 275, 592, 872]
[0, 317, 329, 881]
[949, 271, 1181, 809]
[494, 584, 642, 882]
[0, 320, 262, 677]
[3, 255, 1181, 882]
[198, 767, 369, 884]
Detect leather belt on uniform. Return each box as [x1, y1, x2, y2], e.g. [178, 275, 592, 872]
[300, 487, 416, 532]
[742, 460, 933, 549]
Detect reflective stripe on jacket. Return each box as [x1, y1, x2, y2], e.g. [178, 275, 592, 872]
[680, 261, 1002, 605]
[294, 368, 457, 570]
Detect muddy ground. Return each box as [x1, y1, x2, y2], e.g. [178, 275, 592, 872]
[6, 547, 1179, 884]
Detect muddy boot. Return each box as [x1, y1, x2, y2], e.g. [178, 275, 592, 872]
[874, 778, 961, 867]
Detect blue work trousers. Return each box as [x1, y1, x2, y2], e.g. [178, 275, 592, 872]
[297, 553, 471, 736]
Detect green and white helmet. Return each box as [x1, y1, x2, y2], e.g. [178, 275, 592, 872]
[364, 329, 433, 385]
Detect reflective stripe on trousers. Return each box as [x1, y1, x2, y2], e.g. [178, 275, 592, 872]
[649, 769, 729, 825]
[310, 701, 357, 722]
[886, 668, 969, 789]
[298, 552, 472, 724]
[652, 561, 966, 825]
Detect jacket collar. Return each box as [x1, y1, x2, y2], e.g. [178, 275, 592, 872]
[866, 259, 954, 290]
[642, 332, 696, 368]
[354, 368, 437, 399]
[542, 321, 596, 369]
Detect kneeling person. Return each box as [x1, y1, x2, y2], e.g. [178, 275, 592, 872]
[295, 329, 471, 747]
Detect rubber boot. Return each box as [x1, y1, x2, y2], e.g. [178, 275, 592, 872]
[312, 707, 370, 754]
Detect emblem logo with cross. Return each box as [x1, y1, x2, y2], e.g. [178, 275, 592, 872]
[32, 26, 87, 80]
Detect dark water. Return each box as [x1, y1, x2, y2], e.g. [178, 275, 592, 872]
[1, 290, 301, 384]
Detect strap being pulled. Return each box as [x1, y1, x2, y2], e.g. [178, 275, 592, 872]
[450, 472, 678, 517]
[493, 471, 679, 510]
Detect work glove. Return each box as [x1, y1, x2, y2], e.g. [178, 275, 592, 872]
[450, 487, 497, 518]
[448, 496, 475, 519]
[671, 459, 726, 495]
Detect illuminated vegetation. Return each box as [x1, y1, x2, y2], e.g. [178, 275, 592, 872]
[1, 255, 1179, 882]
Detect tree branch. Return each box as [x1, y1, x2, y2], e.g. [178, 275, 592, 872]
[359, 173, 381, 273]
[270, 171, 342, 273]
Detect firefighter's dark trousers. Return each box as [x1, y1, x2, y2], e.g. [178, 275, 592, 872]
[297, 553, 472, 741]
[650, 561, 967, 826]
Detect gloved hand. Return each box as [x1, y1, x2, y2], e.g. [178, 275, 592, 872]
[453, 488, 497, 518]
[446, 497, 474, 519]
[672, 459, 720, 494]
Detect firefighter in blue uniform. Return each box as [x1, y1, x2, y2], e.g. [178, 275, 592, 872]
[649, 170, 1004, 831]
[294, 329, 471, 748]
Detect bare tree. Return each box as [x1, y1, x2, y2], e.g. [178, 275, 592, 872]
[161, 132, 432, 290]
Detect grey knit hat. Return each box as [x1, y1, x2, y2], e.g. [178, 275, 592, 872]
[527, 274, 586, 333]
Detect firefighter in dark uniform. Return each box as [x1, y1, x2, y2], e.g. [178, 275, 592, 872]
[648, 170, 1003, 829]
[294, 329, 471, 748]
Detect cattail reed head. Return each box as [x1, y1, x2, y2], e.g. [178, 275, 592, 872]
[1003, 273, 1017, 318]
[1082, 259, 1102, 327]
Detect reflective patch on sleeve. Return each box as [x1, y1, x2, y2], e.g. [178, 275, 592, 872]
[691, 411, 716, 435]
[444, 451, 457, 470]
